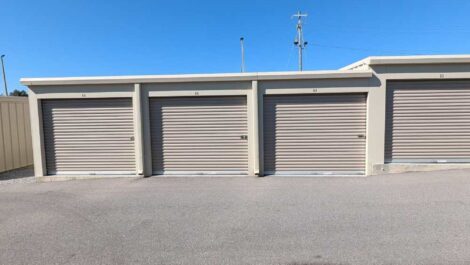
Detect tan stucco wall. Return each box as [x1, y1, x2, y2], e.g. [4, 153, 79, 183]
[25, 62, 470, 177]
[28, 76, 376, 177]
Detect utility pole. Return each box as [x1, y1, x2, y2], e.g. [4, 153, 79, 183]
[292, 11, 308, 71]
[240, 37, 245, 72]
[0, 55, 7, 96]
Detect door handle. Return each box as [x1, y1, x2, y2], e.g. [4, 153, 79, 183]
[240, 135, 248, 140]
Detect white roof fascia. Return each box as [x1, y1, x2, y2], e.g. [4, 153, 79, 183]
[368, 54, 470, 65]
[341, 54, 470, 71]
[21, 70, 373, 86]
[340, 58, 371, 71]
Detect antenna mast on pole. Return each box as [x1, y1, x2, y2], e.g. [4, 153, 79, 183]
[240, 37, 245, 72]
[292, 11, 308, 71]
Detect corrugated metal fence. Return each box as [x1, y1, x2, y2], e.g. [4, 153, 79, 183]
[0, 97, 33, 173]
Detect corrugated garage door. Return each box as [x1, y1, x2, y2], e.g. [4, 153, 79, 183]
[386, 80, 470, 163]
[42, 98, 135, 175]
[150, 96, 249, 175]
[264, 94, 367, 176]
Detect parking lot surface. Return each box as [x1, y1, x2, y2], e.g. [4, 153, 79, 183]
[1, 170, 470, 265]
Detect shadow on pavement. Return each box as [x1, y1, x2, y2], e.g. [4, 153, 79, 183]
[0, 166, 34, 181]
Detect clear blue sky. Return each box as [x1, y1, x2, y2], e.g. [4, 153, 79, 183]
[2, 0, 470, 92]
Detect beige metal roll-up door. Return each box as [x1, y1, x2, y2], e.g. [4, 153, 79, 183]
[42, 98, 135, 175]
[263, 94, 367, 176]
[385, 80, 470, 163]
[150, 96, 249, 175]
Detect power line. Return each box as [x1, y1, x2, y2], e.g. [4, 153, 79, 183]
[285, 40, 296, 69]
[310, 42, 449, 55]
[314, 22, 470, 34]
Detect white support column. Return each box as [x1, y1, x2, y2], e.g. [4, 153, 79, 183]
[251, 81, 260, 175]
[247, 88, 255, 176]
[365, 77, 386, 175]
[28, 91, 46, 177]
[133, 84, 144, 175]
[258, 82, 264, 176]
[141, 85, 153, 176]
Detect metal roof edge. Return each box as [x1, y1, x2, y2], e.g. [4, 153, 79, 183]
[256, 70, 372, 80]
[340, 54, 470, 70]
[339, 57, 371, 71]
[368, 54, 470, 65]
[20, 70, 372, 86]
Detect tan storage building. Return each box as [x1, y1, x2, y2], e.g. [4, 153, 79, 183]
[21, 55, 470, 177]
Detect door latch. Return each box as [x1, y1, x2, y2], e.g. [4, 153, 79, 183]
[357, 134, 366, 139]
[240, 135, 248, 140]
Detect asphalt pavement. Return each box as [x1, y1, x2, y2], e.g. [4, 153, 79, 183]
[1, 170, 470, 265]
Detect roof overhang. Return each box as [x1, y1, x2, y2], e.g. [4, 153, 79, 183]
[21, 54, 470, 86]
[341, 54, 470, 70]
[21, 70, 373, 86]
[369, 55, 470, 65]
